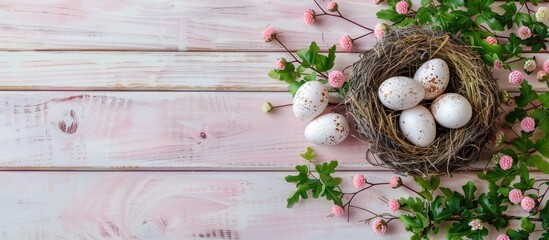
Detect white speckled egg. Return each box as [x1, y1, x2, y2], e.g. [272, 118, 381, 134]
[399, 105, 437, 147]
[430, 93, 473, 129]
[413, 58, 450, 100]
[378, 76, 425, 111]
[304, 113, 350, 145]
[293, 81, 329, 121]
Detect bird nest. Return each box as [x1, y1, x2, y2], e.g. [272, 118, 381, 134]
[345, 27, 500, 176]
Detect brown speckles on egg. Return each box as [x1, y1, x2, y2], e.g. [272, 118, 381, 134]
[293, 81, 329, 121]
[413, 58, 450, 100]
[304, 113, 350, 145]
[378, 76, 425, 110]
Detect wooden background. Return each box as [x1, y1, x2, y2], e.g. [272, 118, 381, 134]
[0, 0, 547, 239]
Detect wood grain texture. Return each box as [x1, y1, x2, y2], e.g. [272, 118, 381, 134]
[0, 91, 373, 170]
[1, 0, 547, 51]
[0, 171, 543, 239]
[0, 51, 547, 92]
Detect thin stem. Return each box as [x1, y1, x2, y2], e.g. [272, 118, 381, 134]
[275, 38, 300, 63]
[403, 184, 423, 198]
[275, 37, 328, 79]
[313, 0, 327, 14]
[352, 32, 373, 41]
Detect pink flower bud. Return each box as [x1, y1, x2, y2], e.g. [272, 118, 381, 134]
[518, 26, 532, 40]
[332, 205, 345, 216]
[388, 199, 400, 212]
[520, 117, 535, 133]
[509, 189, 523, 204]
[374, 23, 389, 40]
[485, 36, 497, 44]
[353, 174, 366, 189]
[493, 60, 503, 70]
[339, 35, 353, 52]
[543, 59, 549, 73]
[523, 59, 536, 73]
[390, 176, 402, 188]
[275, 58, 287, 71]
[537, 70, 547, 81]
[468, 219, 483, 231]
[328, 70, 346, 88]
[327, 1, 338, 12]
[303, 9, 316, 25]
[372, 219, 387, 235]
[496, 234, 510, 240]
[499, 155, 513, 170]
[395, 1, 409, 15]
[508, 70, 523, 85]
[521, 196, 536, 211]
[262, 27, 277, 42]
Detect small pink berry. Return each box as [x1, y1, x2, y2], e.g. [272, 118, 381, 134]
[395, 1, 409, 15]
[328, 70, 346, 88]
[327, 1, 338, 12]
[262, 27, 277, 42]
[518, 26, 532, 40]
[390, 176, 402, 188]
[372, 0, 384, 5]
[353, 174, 366, 189]
[374, 23, 389, 40]
[508, 70, 524, 85]
[485, 36, 497, 44]
[496, 234, 510, 240]
[339, 35, 353, 52]
[537, 70, 547, 81]
[332, 205, 345, 216]
[509, 189, 523, 204]
[303, 9, 316, 25]
[493, 60, 503, 70]
[499, 155, 513, 170]
[543, 59, 549, 72]
[372, 219, 387, 235]
[520, 117, 536, 133]
[521, 196, 536, 211]
[275, 58, 287, 71]
[388, 199, 400, 212]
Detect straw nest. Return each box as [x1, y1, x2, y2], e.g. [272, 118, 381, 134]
[345, 27, 500, 176]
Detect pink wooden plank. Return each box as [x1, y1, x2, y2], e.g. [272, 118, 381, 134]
[0, 0, 545, 51]
[0, 52, 546, 92]
[0, 171, 543, 239]
[0, 91, 372, 170]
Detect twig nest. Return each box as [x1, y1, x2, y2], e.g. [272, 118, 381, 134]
[345, 27, 500, 176]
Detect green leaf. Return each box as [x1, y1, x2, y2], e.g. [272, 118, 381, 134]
[303, 72, 317, 81]
[447, 0, 464, 8]
[530, 109, 549, 134]
[299, 147, 316, 161]
[506, 229, 529, 240]
[306, 42, 320, 66]
[514, 13, 532, 26]
[377, 8, 406, 22]
[414, 176, 432, 190]
[516, 81, 539, 107]
[506, 108, 527, 123]
[540, 200, 549, 229]
[419, 190, 433, 201]
[527, 155, 549, 173]
[462, 181, 477, 206]
[288, 81, 302, 97]
[535, 138, 549, 158]
[324, 187, 342, 206]
[539, 92, 549, 108]
[518, 162, 529, 181]
[326, 45, 336, 71]
[521, 217, 535, 233]
[287, 183, 310, 207]
[296, 49, 309, 67]
[400, 215, 422, 228]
